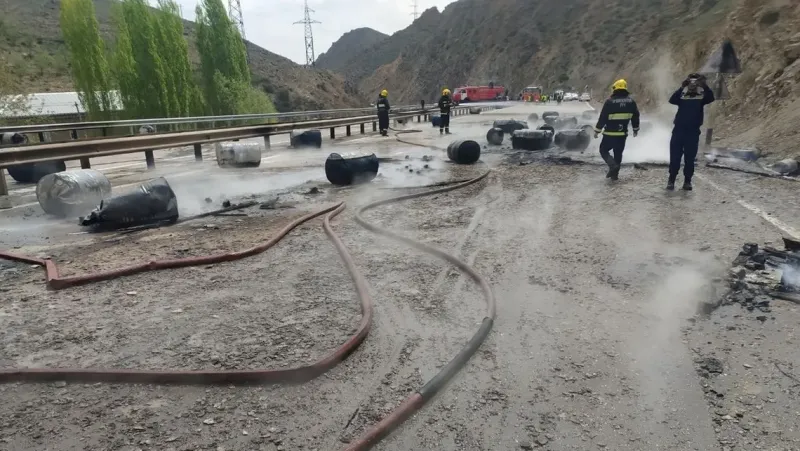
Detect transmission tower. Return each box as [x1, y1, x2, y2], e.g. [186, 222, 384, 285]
[410, 0, 419, 20]
[228, 0, 249, 63]
[294, 0, 321, 68]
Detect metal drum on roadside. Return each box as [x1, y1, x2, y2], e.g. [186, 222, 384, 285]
[36, 169, 112, 217]
[214, 141, 263, 168]
[447, 140, 481, 164]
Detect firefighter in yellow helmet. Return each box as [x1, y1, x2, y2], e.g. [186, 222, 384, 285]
[438, 88, 453, 135]
[376, 89, 390, 136]
[593, 79, 640, 181]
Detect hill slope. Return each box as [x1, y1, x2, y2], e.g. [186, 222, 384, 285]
[330, 0, 799, 157]
[0, 0, 366, 112]
[315, 27, 388, 72]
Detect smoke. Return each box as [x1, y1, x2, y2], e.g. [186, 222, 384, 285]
[781, 263, 800, 290]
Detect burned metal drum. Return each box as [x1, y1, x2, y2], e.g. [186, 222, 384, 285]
[36, 169, 112, 217]
[79, 177, 179, 231]
[215, 141, 263, 168]
[492, 119, 528, 135]
[554, 129, 592, 151]
[447, 140, 481, 164]
[325, 153, 380, 186]
[290, 129, 323, 148]
[511, 129, 554, 151]
[486, 127, 504, 146]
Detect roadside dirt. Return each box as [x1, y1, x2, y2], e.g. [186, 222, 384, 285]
[1, 103, 799, 451]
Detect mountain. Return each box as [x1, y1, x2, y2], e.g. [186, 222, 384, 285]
[328, 0, 800, 158]
[315, 27, 388, 72]
[0, 0, 367, 112]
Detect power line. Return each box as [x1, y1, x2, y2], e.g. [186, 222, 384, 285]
[227, 0, 249, 63]
[410, 0, 419, 20]
[294, 0, 321, 68]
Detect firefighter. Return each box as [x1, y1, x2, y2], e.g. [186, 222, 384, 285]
[376, 89, 390, 136]
[666, 73, 715, 191]
[593, 79, 640, 181]
[438, 88, 452, 135]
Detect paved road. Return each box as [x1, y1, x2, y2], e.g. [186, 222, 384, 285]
[1, 101, 798, 451]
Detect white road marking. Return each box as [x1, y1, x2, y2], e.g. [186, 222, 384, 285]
[697, 174, 800, 239]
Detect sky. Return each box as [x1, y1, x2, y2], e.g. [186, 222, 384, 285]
[170, 0, 459, 65]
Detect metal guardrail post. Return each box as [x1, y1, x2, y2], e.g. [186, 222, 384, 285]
[346, 125, 351, 137]
[0, 169, 9, 205]
[194, 143, 203, 162]
[372, 122, 376, 132]
[145, 150, 156, 169]
[360, 123, 365, 134]
[264, 135, 271, 149]
[330, 128, 335, 139]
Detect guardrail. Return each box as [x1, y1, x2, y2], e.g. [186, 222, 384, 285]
[0, 105, 494, 198]
[0, 105, 425, 138]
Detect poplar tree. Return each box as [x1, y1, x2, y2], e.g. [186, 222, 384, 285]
[59, 0, 115, 120]
[196, 0, 274, 115]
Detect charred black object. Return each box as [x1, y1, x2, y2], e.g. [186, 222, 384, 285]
[325, 153, 380, 186]
[492, 119, 528, 135]
[447, 140, 481, 164]
[290, 129, 323, 148]
[79, 177, 179, 231]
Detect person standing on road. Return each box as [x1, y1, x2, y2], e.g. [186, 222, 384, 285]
[666, 73, 715, 191]
[438, 88, 453, 135]
[377, 89, 390, 136]
[593, 79, 640, 181]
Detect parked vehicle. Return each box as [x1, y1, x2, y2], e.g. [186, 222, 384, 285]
[521, 86, 542, 102]
[452, 84, 506, 103]
[580, 92, 591, 101]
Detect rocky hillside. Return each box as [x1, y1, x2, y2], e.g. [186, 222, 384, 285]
[315, 27, 388, 72]
[330, 0, 799, 157]
[0, 0, 366, 112]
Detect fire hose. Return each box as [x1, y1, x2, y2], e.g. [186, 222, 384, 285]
[0, 202, 374, 384]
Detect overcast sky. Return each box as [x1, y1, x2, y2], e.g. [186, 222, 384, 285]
[170, 0, 458, 65]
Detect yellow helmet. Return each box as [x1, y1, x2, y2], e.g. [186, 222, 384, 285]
[612, 79, 628, 91]
[380, 89, 388, 97]
[442, 88, 451, 96]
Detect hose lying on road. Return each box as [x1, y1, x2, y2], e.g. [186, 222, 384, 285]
[0, 202, 374, 385]
[341, 132, 496, 451]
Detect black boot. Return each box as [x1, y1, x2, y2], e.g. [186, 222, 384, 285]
[682, 179, 693, 191]
[439, 129, 444, 135]
[601, 153, 615, 178]
[666, 177, 675, 191]
[609, 165, 620, 181]
[445, 128, 451, 135]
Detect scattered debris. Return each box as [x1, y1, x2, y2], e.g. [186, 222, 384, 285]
[633, 163, 648, 170]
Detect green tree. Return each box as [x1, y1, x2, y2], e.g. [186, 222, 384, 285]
[111, 0, 200, 119]
[195, 0, 274, 115]
[59, 0, 115, 120]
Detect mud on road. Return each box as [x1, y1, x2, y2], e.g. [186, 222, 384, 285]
[1, 103, 799, 451]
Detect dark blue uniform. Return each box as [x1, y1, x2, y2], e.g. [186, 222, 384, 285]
[594, 89, 640, 180]
[668, 85, 714, 186]
[376, 96, 390, 135]
[438, 95, 452, 134]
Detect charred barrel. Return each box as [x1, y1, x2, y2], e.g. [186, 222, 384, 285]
[2, 132, 67, 184]
[79, 177, 179, 231]
[527, 113, 539, 122]
[447, 140, 481, 164]
[551, 116, 579, 129]
[290, 129, 323, 148]
[486, 127, 504, 146]
[215, 141, 263, 168]
[511, 129, 554, 151]
[541, 111, 560, 125]
[554, 129, 592, 151]
[36, 169, 112, 217]
[468, 107, 481, 114]
[431, 115, 442, 128]
[325, 153, 380, 186]
[492, 119, 528, 135]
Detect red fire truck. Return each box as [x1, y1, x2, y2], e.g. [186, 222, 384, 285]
[451, 84, 506, 103]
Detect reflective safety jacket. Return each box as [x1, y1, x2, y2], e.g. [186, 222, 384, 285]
[669, 86, 714, 131]
[376, 97, 390, 114]
[594, 89, 640, 137]
[438, 95, 452, 115]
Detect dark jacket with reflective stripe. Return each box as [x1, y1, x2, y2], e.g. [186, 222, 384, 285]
[668, 86, 714, 131]
[438, 95, 452, 115]
[594, 90, 640, 137]
[376, 96, 390, 113]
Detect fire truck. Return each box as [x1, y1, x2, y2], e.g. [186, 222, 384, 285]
[451, 83, 506, 103]
[521, 86, 542, 102]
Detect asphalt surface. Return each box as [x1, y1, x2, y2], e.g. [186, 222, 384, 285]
[1, 101, 798, 451]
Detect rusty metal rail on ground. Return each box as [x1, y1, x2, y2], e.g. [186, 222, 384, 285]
[0, 105, 494, 197]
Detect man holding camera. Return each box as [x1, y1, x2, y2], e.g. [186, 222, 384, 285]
[667, 73, 715, 191]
